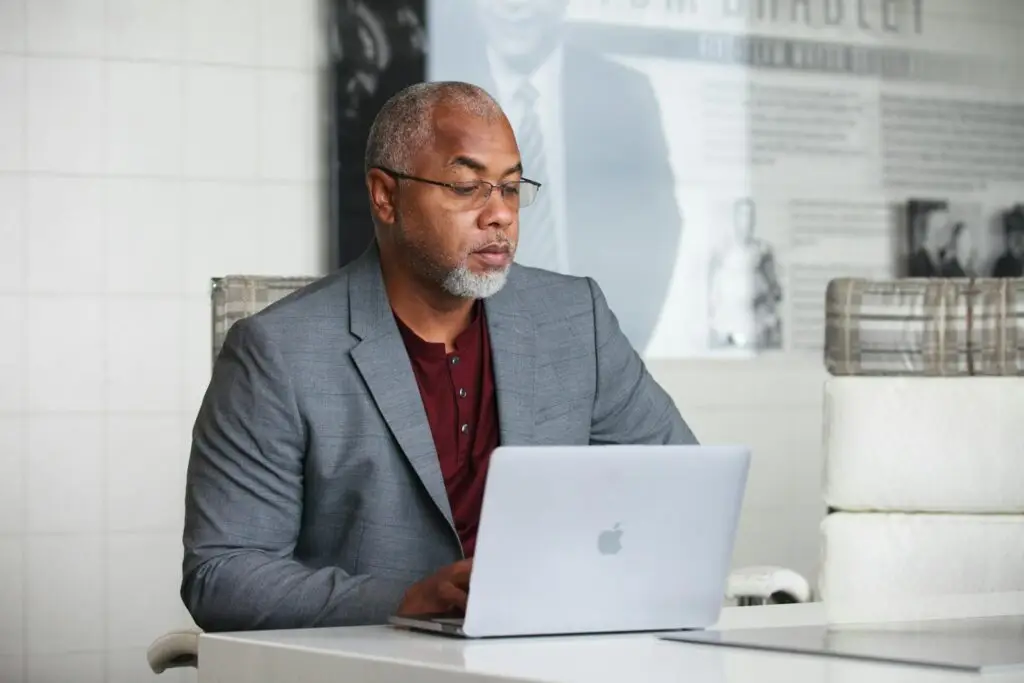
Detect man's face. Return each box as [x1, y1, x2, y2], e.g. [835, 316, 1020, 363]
[383, 104, 522, 298]
[476, 0, 569, 64]
[923, 209, 949, 253]
[952, 225, 973, 263]
[733, 200, 755, 243]
[1009, 230, 1024, 259]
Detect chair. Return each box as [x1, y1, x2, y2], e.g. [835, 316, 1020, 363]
[816, 276, 1024, 625]
[818, 376, 1024, 621]
[147, 275, 812, 674]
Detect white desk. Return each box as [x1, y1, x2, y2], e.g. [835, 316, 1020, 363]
[195, 602, 1024, 683]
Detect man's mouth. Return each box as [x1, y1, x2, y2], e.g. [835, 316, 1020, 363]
[472, 243, 512, 266]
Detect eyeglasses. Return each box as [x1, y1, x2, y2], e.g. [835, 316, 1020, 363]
[373, 166, 541, 209]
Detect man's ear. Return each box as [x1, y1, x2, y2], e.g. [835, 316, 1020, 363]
[366, 169, 397, 226]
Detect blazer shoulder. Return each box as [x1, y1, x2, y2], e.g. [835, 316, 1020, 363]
[507, 264, 597, 319]
[230, 269, 353, 347]
[509, 262, 589, 293]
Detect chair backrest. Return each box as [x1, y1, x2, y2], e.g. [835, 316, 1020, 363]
[210, 276, 318, 362]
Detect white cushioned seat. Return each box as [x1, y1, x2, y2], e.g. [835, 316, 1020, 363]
[819, 512, 1024, 606]
[823, 377, 1024, 513]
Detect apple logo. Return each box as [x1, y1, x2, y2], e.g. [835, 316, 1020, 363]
[597, 523, 623, 555]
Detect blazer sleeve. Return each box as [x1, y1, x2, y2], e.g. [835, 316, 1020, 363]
[586, 277, 699, 446]
[181, 318, 408, 632]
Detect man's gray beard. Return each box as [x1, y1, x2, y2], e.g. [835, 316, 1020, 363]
[440, 260, 510, 299]
[394, 219, 512, 299]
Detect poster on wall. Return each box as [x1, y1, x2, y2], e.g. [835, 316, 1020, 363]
[426, 0, 1024, 358]
[329, 0, 427, 268]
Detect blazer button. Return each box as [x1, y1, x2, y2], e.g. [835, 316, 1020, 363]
[458, 388, 467, 398]
[460, 423, 470, 434]
[450, 356, 460, 365]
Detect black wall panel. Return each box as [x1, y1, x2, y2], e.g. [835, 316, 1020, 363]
[327, 0, 427, 268]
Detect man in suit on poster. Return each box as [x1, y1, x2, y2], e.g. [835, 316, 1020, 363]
[992, 206, 1024, 278]
[906, 204, 949, 277]
[430, 0, 683, 354]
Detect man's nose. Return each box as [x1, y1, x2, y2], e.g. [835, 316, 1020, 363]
[480, 188, 515, 227]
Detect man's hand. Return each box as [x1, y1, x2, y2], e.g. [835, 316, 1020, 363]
[396, 558, 473, 616]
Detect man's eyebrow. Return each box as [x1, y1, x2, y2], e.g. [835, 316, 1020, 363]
[446, 157, 523, 178]
[447, 155, 487, 173]
[502, 162, 523, 178]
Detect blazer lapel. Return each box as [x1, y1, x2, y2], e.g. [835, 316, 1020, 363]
[484, 268, 536, 445]
[347, 245, 454, 528]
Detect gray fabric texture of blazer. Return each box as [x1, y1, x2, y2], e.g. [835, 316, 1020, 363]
[181, 242, 698, 632]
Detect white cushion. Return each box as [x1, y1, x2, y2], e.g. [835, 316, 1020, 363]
[819, 512, 1024, 610]
[823, 377, 1024, 513]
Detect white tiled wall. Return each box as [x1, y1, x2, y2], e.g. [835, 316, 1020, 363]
[0, 0, 327, 681]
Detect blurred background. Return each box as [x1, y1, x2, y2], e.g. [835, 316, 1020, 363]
[1, 0, 1023, 680]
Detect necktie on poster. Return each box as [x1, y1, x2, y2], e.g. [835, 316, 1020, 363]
[513, 82, 562, 274]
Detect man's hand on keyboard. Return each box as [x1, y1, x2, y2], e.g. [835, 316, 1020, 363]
[396, 558, 474, 617]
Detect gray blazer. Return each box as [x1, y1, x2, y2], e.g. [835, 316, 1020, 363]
[181, 243, 697, 632]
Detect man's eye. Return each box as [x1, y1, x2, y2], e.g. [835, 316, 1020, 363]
[450, 184, 478, 196]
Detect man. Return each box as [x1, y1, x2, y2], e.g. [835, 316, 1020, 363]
[708, 199, 782, 350]
[906, 204, 949, 277]
[992, 206, 1024, 278]
[428, 0, 683, 354]
[181, 81, 697, 633]
[939, 222, 974, 278]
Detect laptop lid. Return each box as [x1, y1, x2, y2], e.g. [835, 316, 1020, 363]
[460, 444, 751, 638]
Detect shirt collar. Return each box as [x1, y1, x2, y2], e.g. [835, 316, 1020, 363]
[393, 299, 485, 359]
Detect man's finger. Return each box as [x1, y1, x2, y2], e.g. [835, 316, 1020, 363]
[437, 581, 468, 610]
[449, 558, 473, 584]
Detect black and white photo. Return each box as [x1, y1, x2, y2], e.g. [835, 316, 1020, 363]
[904, 199, 1005, 278]
[707, 198, 783, 351]
[904, 200, 967, 277]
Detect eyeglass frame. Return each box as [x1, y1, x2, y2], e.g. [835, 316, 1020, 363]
[371, 165, 542, 207]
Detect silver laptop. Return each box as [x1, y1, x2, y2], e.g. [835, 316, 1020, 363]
[389, 443, 750, 638]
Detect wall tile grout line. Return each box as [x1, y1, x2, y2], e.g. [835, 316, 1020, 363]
[0, 49, 313, 74]
[0, 526, 183, 538]
[255, 0, 267, 203]
[0, 169, 315, 186]
[0, 409, 191, 418]
[18, 0, 28, 677]
[177, 6, 192, 668]
[99, 1, 110, 678]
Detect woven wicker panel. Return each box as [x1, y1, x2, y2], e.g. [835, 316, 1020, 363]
[824, 277, 1024, 376]
[210, 276, 318, 362]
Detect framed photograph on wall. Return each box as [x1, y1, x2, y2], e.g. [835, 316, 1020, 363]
[903, 199, 1024, 279]
[904, 199, 985, 278]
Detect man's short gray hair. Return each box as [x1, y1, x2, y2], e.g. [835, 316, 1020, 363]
[364, 81, 504, 175]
